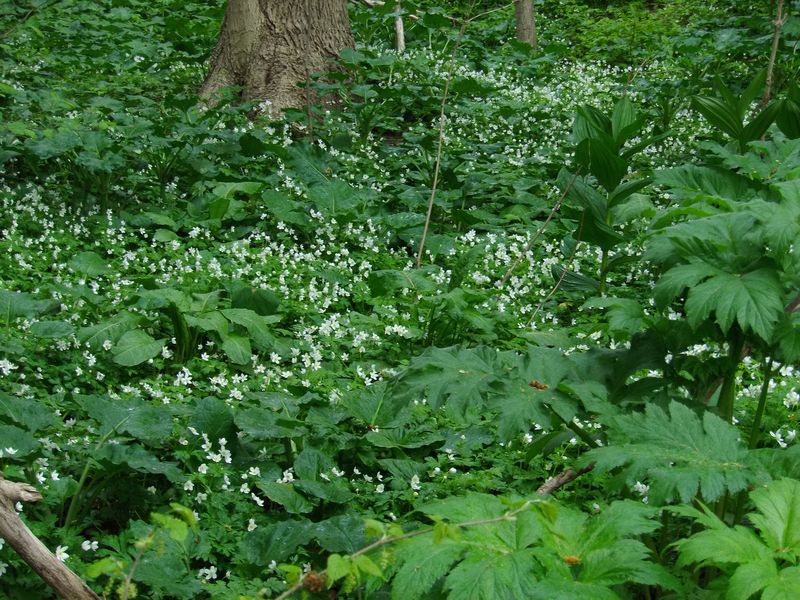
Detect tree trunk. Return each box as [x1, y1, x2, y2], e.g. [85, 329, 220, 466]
[514, 0, 537, 49]
[200, 0, 354, 114]
[0, 474, 100, 599]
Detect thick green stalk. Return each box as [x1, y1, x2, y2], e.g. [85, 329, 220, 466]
[717, 331, 745, 423]
[747, 357, 774, 449]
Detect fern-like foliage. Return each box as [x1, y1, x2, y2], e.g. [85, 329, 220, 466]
[674, 478, 800, 600]
[584, 401, 753, 504]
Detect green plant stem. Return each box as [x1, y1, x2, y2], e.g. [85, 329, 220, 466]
[730, 357, 776, 525]
[717, 330, 745, 423]
[598, 248, 608, 295]
[747, 357, 774, 449]
[274, 499, 536, 600]
[64, 417, 130, 530]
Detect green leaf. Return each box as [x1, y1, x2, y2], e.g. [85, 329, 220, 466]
[611, 97, 640, 146]
[653, 262, 722, 309]
[255, 481, 314, 514]
[29, 320, 73, 338]
[312, 515, 366, 553]
[112, 330, 166, 366]
[0, 393, 56, 432]
[0, 289, 56, 323]
[327, 554, 352, 585]
[211, 181, 262, 199]
[221, 308, 276, 348]
[685, 269, 784, 341]
[443, 551, 536, 600]
[78, 311, 140, 349]
[585, 401, 752, 503]
[692, 96, 744, 141]
[749, 478, 800, 556]
[68, 251, 111, 276]
[240, 520, 312, 565]
[354, 554, 383, 579]
[220, 332, 251, 364]
[392, 537, 464, 600]
[0, 424, 39, 457]
[742, 101, 781, 143]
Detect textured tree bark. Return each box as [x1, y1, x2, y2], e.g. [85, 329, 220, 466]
[514, 0, 537, 49]
[0, 474, 100, 600]
[200, 0, 354, 114]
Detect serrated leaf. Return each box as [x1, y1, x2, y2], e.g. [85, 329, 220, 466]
[443, 551, 536, 600]
[685, 269, 784, 341]
[585, 401, 752, 503]
[749, 478, 800, 555]
[392, 537, 464, 600]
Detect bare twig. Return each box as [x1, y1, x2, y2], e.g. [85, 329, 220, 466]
[498, 171, 580, 288]
[0, 473, 100, 600]
[415, 6, 475, 267]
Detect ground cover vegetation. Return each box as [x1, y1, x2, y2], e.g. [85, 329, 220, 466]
[1, 0, 799, 598]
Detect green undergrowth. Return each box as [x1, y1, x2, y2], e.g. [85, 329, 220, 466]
[0, 0, 799, 598]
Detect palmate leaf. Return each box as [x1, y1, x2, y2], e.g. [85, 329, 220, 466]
[685, 268, 784, 342]
[585, 401, 753, 503]
[675, 479, 800, 600]
[444, 551, 536, 600]
[391, 537, 464, 600]
[394, 346, 502, 423]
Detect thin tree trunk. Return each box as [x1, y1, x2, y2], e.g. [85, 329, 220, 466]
[762, 0, 787, 107]
[395, 2, 405, 52]
[514, 0, 537, 49]
[201, 0, 353, 114]
[0, 474, 100, 600]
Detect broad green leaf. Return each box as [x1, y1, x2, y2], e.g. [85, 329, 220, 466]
[68, 251, 111, 276]
[94, 443, 184, 483]
[327, 554, 352, 585]
[211, 181, 262, 199]
[582, 297, 646, 338]
[29, 320, 73, 338]
[112, 329, 166, 366]
[728, 560, 779, 600]
[0, 289, 56, 323]
[240, 520, 312, 565]
[221, 308, 275, 348]
[611, 97, 640, 146]
[0, 424, 39, 457]
[0, 393, 56, 432]
[78, 311, 140, 349]
[692, 96, 743, 141]
[220, 332, 251, 364]
[444, 551, 536, 600]
[255, 481, 313, 514]
[312, 515, 366, 553]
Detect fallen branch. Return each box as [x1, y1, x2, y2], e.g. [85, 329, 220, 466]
[536, 463, 595, 496]
[0, 473, 100, 600]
